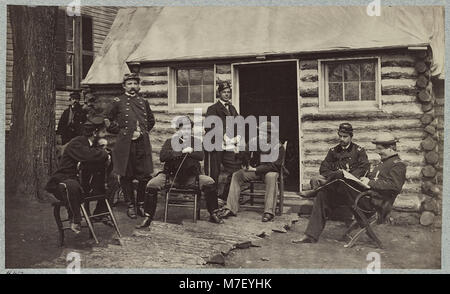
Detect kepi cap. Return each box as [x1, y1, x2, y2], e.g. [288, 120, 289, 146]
[70, 92, 81, 100]
[338, 123, 353, 135]
[123, 73, 140, 84]
[372, 132, 398, 145]
[218, 81, 231, 93]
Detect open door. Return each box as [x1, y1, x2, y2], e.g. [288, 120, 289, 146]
[236, 61, 300, 192]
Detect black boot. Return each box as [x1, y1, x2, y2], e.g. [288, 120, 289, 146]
[136, 214, 152, 229]
[203, 184, 219, 214]
[137, 202, 145, 217]
[136, 179, 150, 217]
[209, 209, 224, 224]
[127, 203, 137, 219]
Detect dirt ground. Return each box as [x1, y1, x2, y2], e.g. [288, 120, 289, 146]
[5, 196, 441, 270]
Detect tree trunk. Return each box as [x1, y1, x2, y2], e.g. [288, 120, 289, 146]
[6, 6, 58, 200]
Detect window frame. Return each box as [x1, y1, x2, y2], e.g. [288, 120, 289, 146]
[56, 9, 94, 91]
[168, 64, 217, 113]
[318, 56, 382, 111]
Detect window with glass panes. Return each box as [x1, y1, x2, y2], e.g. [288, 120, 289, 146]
[176, 68, 215, 104]
[55, 8, 94, 90]
[324, 59, 378, 104]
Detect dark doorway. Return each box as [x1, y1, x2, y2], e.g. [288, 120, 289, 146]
[238, 61, 299, 192]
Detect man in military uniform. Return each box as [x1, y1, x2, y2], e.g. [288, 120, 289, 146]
[309, 123, 370, 190]
[300, 123, 370, 222]
[56, 92, 87, 145]
[205, 82, 242, 203]
[136, 116, 223, 228]
[293, 132, 406, 244]
[106, 73, 155, 219]
[46, 115, 110, 233]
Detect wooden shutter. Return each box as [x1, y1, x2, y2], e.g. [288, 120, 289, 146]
[55, 8, 66, 90]
[81, 15, 94, 79]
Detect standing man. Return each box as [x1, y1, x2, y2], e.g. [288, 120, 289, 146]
[293, 132, 406, 243]
[56, 92, 87, 145]
[106, 73, 155, 219]
[205, 82, 241, 203]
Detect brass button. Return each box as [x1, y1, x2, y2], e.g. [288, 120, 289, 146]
[125, 114, 128, 117]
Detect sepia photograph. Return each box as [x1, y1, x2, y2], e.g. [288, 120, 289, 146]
[2, 1, 447, 274]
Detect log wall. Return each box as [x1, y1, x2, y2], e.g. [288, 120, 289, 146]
[89, 50, 442, 226]
[299, 50, 443, 224]
[5, 6, 119, 131]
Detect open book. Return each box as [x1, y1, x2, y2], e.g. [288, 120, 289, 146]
[342, 170, 371, 189]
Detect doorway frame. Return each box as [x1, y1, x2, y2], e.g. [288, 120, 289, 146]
[231, 59, 303, 192]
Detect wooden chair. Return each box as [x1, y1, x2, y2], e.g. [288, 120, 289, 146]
[239, 141, 287, 216]
[163, 174, 202, 223]
[52, 162, 122, 246]
[342, 190, 398, 249]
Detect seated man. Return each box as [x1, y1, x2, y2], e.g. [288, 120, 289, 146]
[301, 122, 370, 222]
[307, 122, 370, 191]
[45, 115, 110, 233]
[136, 116, 224, 228]
[219, 121, 287, 222]
[293, 132, 406, 243]
[79, 136, 111, 220]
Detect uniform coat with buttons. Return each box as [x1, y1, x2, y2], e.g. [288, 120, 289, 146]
[320, 142, 370, 179]
[304, 153, 406, 240]
[107, 93, 155, 177]
[367, 154, 407, 199]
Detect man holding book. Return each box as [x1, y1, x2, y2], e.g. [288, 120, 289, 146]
[293, 132, 406, 244]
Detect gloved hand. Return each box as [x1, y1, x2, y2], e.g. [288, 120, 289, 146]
[182, 146, 193, 154]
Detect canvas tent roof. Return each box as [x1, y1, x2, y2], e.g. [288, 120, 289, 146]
[83, 7, 163, 84]
[83, 6, 444, 85]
